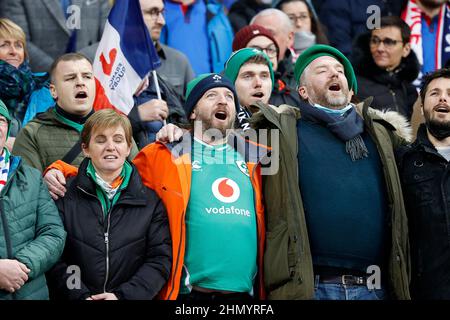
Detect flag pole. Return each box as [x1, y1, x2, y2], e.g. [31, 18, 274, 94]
[151, 70, 166, 125]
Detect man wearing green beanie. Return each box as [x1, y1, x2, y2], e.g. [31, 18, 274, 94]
[224, 47, 300, 131]
[0, 99, 66, 300]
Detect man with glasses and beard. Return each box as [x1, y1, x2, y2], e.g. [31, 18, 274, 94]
[397, 68, 450, 299]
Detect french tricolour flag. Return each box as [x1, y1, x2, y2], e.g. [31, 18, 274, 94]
[93, 0, 161, 114]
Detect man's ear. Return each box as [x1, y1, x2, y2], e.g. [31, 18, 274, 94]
[348, 88, 354, 102]
[420, 103, 424, 116]
[298, 86, 308, 100]
[50, 84, 58, 100]
[189, 111, 196, 120]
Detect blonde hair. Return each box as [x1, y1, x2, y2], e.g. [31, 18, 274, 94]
[0, 18, 27, 58]
[81, 109, 133, 147]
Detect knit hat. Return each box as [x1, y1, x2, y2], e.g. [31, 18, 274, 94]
[224, 48, 275, 89]
[0, 100, 11, 139]
[232, 24, 280, 54]
[184, 73, 240, 116]
[294, 44, 358, 94]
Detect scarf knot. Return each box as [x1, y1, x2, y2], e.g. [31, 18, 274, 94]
[300, 102, 369, 161]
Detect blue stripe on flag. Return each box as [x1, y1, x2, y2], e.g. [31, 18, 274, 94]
[107, 0, 161, 77]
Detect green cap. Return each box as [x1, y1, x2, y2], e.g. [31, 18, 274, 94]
[224, 48, 275, 89]
[0, 100, 11, 139]
[294, 44, 358, 94]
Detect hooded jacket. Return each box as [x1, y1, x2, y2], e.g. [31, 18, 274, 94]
[250, 98, 412, 299]
[353, 32, 420, 120]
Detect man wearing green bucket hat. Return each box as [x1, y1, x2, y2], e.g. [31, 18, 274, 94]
[0, 99, 66, 300]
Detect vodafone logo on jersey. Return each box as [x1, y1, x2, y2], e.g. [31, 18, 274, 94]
[212, 178, 240, 203]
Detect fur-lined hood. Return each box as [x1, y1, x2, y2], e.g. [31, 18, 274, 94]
[356, 98, 413, 143]
[352, 32, 420, 84]
[251, 99, 413, 143]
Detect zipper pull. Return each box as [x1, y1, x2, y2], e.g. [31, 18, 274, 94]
[104, 232, 109, 244]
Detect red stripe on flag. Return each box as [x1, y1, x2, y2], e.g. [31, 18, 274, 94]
[93, 78, 124, 115]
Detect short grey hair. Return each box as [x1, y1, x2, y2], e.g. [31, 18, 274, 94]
[250, 8, 294, 33]
[298, 64, 311, 88]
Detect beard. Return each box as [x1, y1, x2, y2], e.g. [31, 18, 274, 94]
[313, 90, 349, 109]
[424, 110, 450, 140]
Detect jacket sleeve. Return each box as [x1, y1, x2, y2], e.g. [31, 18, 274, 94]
[14, 175, 66, 280]
[12, 123, 44, 172]
[43, 160, 79, 178]
[131, 146, 158, 190]
[112, 198, 172, 300]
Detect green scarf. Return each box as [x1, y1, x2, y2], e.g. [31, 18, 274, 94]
[53, 108, 84, 133]
[86, 160, 132, 217]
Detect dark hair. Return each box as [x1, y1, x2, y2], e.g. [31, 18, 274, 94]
[378, 16, 411, 43]
[243, 54, 272, 68]
[50, 53, 92, 83]
[276, 0, 329, 44]
[420, 68, 450, 103]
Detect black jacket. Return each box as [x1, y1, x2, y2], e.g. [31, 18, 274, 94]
[397, 125, 450, 299]
[269, 71, 301, 108]
[353, 32, 420, 120]
[48, 158, 172, 300]
[228, 0, 270, 33]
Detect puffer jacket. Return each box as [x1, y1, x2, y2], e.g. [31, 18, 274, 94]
[12, 107, 139, 172]
[250, 98, 412, 300]
[0, 156, 66, 300]
[353, 32, 420, 120]
[47, 158, 172, 300]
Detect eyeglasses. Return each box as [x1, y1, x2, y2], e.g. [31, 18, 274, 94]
[287, 13, 310, 24]
[369, 36, 403, 48]
[248, 45, 278, 58]
[144, 8, 165, 20]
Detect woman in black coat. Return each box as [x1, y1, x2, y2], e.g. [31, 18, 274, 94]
[47, 109, 172, 300]
[353, 16, 420, 120]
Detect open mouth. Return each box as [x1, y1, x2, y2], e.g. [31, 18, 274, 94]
[328, 83, 341, 91]
[104, 155, 118, 160]
[435, 105, 450, 113]
[75, 91, 88, 99]
[252, 92, 264, 99]
[215, 111, 228, 120]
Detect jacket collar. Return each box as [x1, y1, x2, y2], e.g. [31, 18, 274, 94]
[413, 124, 441, 155]
[74, 158, 148, 206]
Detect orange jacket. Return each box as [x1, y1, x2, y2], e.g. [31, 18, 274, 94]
[48, 133, 268, 300]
